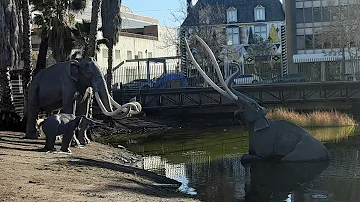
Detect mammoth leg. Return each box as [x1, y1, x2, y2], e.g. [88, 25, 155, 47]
[76, 89, 91, 145]
[241, 154, 263, 165]
[72, 133, 82, 148]
[60, 131, 73, 153]
[281, 135, 330, 162]
[25, 106, 40, 139]
[44, 132, 57, 151]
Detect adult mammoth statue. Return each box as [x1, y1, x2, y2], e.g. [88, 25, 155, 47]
[185, 35, 330, 162]
[25, 57, 142, 141]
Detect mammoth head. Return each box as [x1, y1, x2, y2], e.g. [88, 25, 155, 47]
[69, 57, 142, 118]
[70, 57, 102, 90]
[184, 35, 269, 131]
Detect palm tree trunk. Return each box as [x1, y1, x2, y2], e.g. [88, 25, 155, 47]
[0, 0, 22, 130]
[34, 34, 48, 76]
[87, 0, 102, 119]
[21, 0, 33, 120]
[106, 40, 113, 96]
[0, 68, 15, 114]
[87, 0, 102, 58]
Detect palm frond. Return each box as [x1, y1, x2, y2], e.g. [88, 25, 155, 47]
[70, 0, 87, 11]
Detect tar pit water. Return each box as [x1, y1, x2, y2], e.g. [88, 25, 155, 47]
[124, 126, 360, 202]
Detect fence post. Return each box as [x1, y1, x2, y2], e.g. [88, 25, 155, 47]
[146, 59, 151, 81]
[163, 61, 167, 74]
[120, 82, 124, 105]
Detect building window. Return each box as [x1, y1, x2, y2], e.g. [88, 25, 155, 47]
[102, 48, 108, 58]
[138, 51, 143, 59]
[313, 7, 321, 22]
[239, 27, 248, 44]
[148, 52, 153, 58]
[127, 51, 132, 60]
[297, 36, 305, 50]
[227, 7, 237, 23]
[296, 8, 304, 23]
[226, 27, 239, 45]
[305, 35, 313, 50]
[254, 24, 267, 39]
[322, 7, 330, 22]
[115, 50, 121, 59]
[254, 5, 265, 21]
[303, 7, 313, 23]
[313, 34, 322, 49]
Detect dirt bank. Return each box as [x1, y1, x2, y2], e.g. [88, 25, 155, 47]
[0, 131, 200, 202]
[92, 114, 244, 137]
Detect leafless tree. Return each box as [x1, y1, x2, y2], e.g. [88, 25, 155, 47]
[180, 2, 226, 83]
[317, 0, 360, 80]
[246, 35, 278, 78]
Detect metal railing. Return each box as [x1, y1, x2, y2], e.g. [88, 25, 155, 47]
[9, 79, 24, 118]
[113, 60, 360, 92]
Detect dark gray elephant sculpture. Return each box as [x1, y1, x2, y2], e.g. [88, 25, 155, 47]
[25, 57, 142, 141]
[39, 113, 105, 153]
[185, 35, 330, 162]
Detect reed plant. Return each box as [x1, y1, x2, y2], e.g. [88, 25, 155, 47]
[266, 108, 356, 127]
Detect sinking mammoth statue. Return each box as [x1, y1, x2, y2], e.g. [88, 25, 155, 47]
[185, 35, 330, 163]
[25, 57, 142, 142]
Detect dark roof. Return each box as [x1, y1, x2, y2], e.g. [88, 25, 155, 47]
[182, 0, 284, 26]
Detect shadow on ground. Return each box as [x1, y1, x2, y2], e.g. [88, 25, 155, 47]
[58, 157, 197, 199]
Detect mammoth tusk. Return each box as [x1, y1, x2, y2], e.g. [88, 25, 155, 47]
[184, 38, 234, 100]
[109, 96, 142, 114]
[94, 92, 112, 115]
[193, 35, 239, 101]
[227, 63, 257, 103]
[113, 107, 131, 119]
[225, 63, 252, 102]
[95, 92, 139, 117]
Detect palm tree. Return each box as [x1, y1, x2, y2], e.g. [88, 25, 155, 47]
[31, 0, 86, 63]
[87, 0, 103, 58]
[0, 0, 22, 129]
[101, 0, 122, 93]
[71, 20, 108, 59]
[31, 11, 50, 75]
[20, 0, 34, 132]
[21, 0, 33, 112]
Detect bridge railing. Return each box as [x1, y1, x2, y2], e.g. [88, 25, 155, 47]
[113, 64, 357, 91]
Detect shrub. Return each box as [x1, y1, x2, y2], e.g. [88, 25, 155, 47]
[266, 108, 356, 127]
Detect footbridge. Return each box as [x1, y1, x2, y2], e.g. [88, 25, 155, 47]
[118, 81, 360, 115]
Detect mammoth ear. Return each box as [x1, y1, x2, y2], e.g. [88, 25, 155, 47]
[70, 64, 79, 81]
[254, 117, 270, 132]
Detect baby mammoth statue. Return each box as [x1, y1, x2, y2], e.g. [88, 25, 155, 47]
[38, 113, 104, 153]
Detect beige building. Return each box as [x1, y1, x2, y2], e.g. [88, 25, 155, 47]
[72, 3, 179, 84]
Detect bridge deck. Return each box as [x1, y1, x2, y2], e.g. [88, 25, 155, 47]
[135, 81, 360, 111]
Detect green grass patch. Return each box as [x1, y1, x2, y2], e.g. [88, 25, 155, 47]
[267, 108, 357, 127]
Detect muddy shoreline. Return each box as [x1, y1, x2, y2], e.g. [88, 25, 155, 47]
[92, 114, 245, 137]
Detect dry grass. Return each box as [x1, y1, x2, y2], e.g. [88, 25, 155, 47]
[266, 108, 357, 127]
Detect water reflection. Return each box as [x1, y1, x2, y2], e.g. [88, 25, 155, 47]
[244, 162, 329, 202]
[126, 126, 360, 202]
